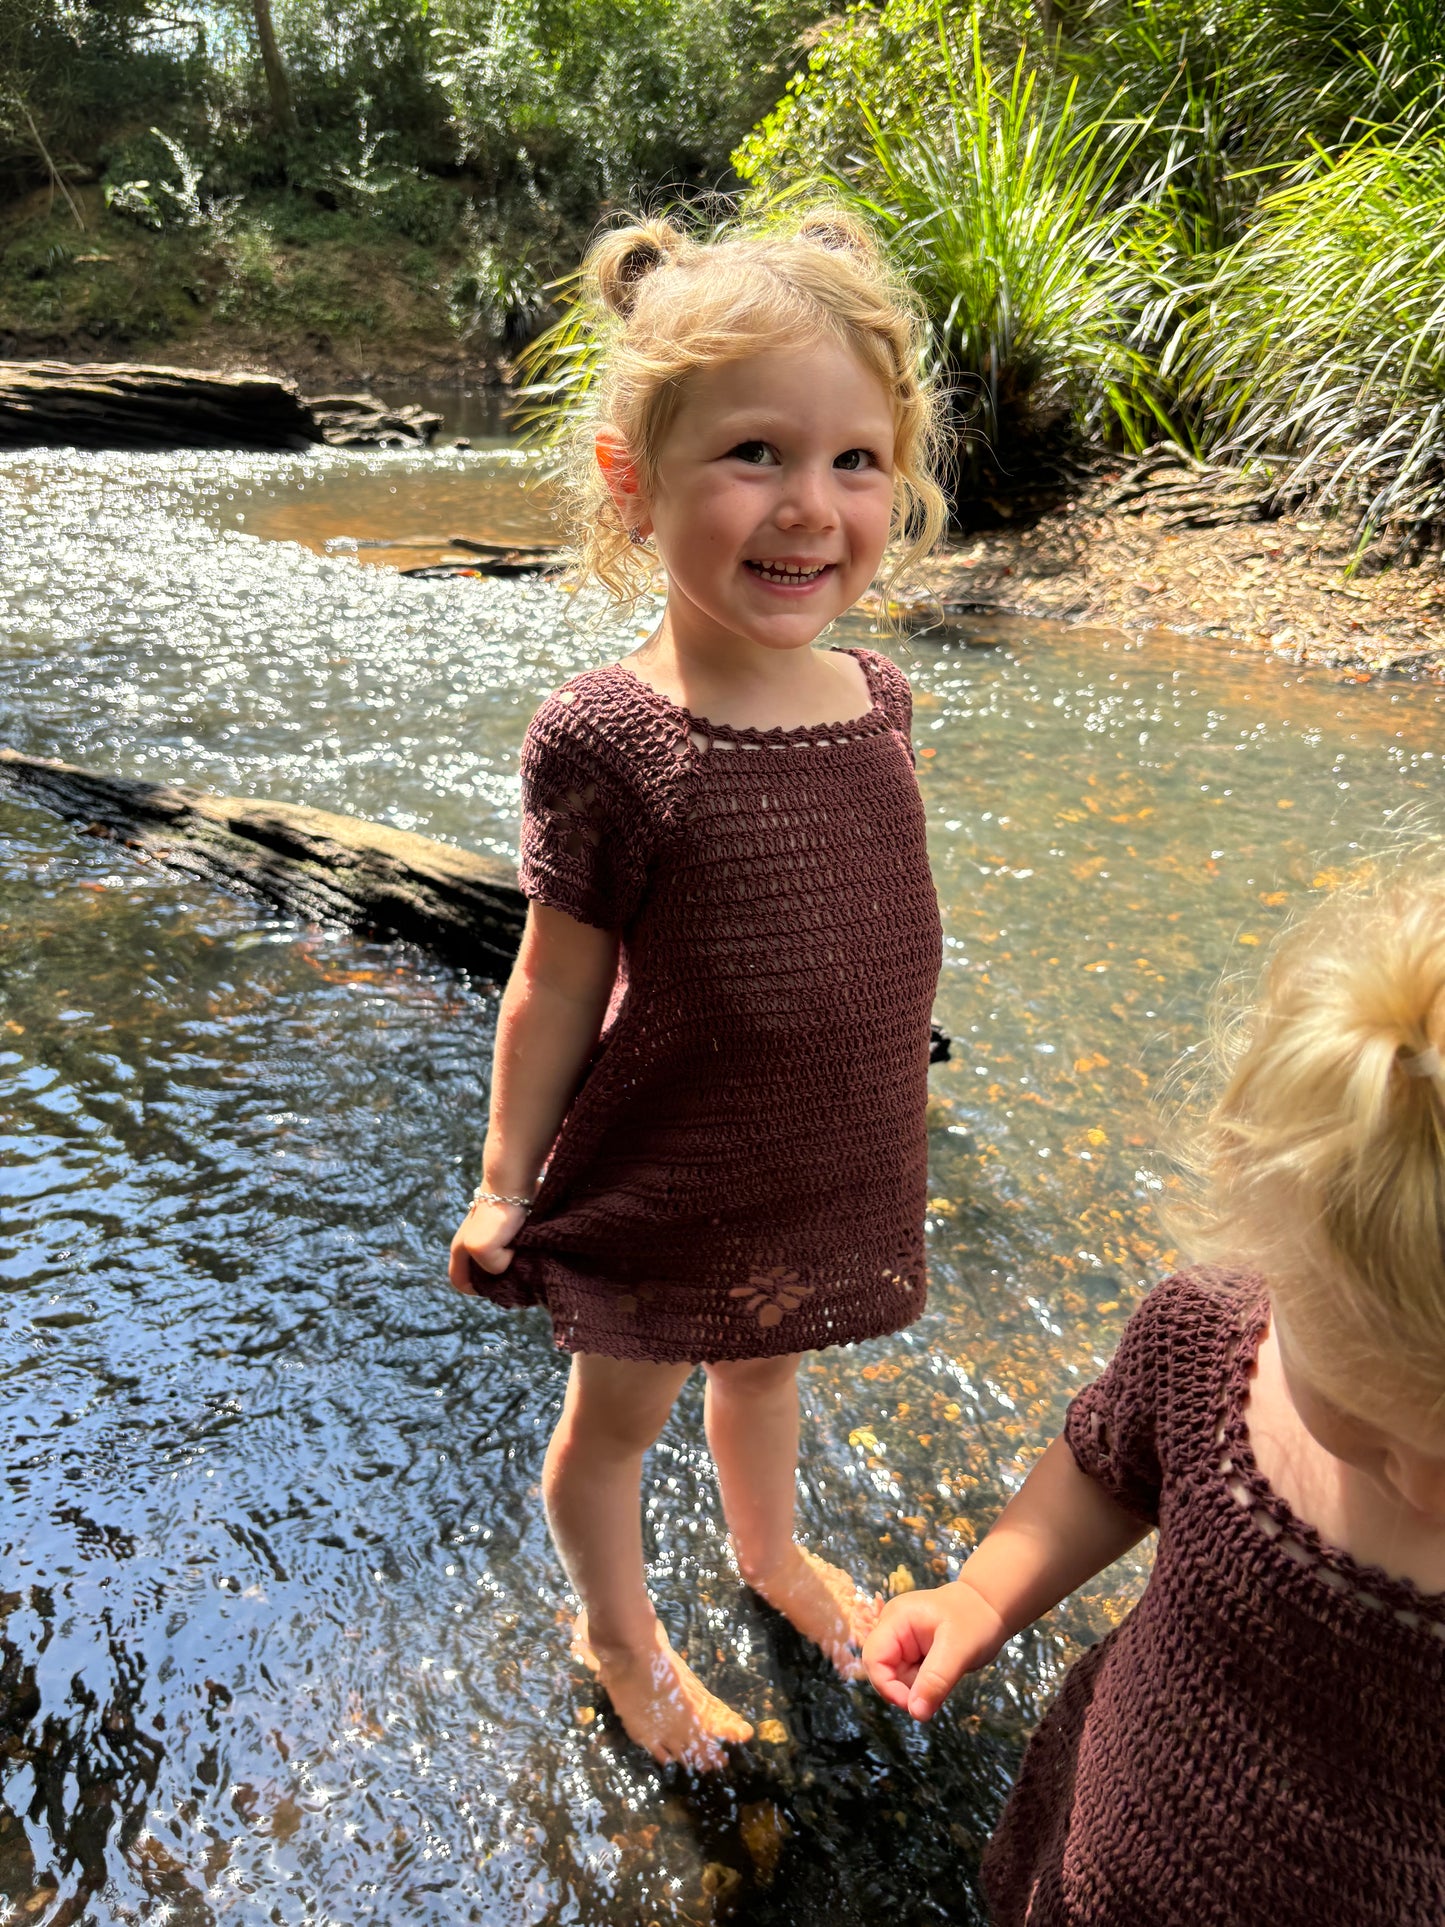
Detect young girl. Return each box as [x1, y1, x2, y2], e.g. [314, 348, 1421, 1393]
[448, 208, 948, 1770]
[865, 870, 1445, 1922]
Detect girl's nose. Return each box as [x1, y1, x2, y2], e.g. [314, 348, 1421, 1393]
[776, 464, 838, 529]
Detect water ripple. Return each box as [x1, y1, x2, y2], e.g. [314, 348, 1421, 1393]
[3, 449, 1443, 1923]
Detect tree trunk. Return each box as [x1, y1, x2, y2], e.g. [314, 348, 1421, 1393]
[252, 0, 298, 137]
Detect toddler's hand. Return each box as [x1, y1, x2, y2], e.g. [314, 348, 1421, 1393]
[448, 1200, 528, 1292]
[863, 1579, 1009, 1721]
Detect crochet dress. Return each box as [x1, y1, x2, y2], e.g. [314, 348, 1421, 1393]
[474, 646, 942, 1363]
[982, 1271, 1445, 1927]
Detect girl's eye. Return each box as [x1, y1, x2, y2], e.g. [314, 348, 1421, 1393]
[834, 448, 877, 472]
[729, 441, 778, 466]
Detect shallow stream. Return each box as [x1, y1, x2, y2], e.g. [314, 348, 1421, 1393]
[2, 440, 1442, 1925]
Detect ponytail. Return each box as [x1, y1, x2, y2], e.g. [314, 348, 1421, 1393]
[1171, 866, 1445, 1405]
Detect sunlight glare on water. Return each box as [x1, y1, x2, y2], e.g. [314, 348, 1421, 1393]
[1, 444, 1442, 1924]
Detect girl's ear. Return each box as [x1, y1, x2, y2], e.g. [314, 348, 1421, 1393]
[596, 430, 650, 536]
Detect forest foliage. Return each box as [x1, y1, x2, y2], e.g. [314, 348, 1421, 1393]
[731, 0, 1445, 538]
[0, 0, 820, 349]
[4, 0, 1445, 540]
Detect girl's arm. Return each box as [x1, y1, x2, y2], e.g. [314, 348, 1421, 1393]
[448, 903, 619, 1287]
[863, 1435, 1152, 1720]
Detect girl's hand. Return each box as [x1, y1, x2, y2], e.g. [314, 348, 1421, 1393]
[862, 1580, 1009, 1721]
[448, 1199, 530, 1292]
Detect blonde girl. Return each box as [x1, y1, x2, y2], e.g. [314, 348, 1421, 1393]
[865, 867, 1445, 1923]
[449, 208, 949, 1770]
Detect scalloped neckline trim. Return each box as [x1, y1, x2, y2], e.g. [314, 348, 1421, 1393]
[609, 647, 889, 745]
[1224, 1294, 1445, 1626]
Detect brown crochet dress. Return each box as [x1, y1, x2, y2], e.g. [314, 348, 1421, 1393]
[983, 1271, 1445, 1926]
[473, 646, 942, 1363]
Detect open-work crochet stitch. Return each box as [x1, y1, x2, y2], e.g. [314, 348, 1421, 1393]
[983, 1271, 1445, 1926]
[471, 646, 943, 1363]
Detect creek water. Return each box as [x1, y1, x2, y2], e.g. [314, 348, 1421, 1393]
[1, 441, 1442, 1927]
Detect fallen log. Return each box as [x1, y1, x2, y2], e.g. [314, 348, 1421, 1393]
[323, 534, 564, 575]
[0, 747, 525, 974]
[399, 557, 557, 579]
[327, 535, 548, 551]
[0, 360, 324, 451]
[0, 362, 442, 452]
[0, 747, 950, 1059]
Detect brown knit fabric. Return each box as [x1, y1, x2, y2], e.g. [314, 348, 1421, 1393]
[471, 646, 942, 1362]
[982, 1271, 1445, 1926]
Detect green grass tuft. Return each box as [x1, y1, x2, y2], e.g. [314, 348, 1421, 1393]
[1180, 137, 1445, 541]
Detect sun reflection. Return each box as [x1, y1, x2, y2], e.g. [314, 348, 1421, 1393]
[2, 444, 1445, 1924]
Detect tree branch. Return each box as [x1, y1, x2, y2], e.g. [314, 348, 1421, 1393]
[16, 98, 86, 232]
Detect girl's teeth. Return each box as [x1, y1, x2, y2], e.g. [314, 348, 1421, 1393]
[752, 562, 826, 583]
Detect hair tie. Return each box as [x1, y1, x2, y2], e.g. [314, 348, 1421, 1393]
[1405, 1045, 1442, 1079]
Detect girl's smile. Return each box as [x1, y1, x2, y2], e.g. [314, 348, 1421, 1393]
[743, 556, 836, 591]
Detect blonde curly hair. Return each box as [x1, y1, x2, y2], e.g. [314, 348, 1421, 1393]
[1171, 863, 1445, 1415]
[559, 205, 949, 610]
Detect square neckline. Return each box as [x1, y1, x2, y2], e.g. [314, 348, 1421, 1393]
[610, 646, 888, 747]
[1222, 1292, 1445, 1624]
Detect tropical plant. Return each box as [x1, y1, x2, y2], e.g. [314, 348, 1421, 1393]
[1057, 0, 1445, 219]
[1050, 1, 1280, 260]
[511, 275, 593, 452]
[737, 4, 1178, 501]
[1177, 137, 1445, 541]
[734, 0, 1038, 194]
[448, 222, 549, 345]
[1230, 0, 1445, 137]
[848, 13, 1170, 458]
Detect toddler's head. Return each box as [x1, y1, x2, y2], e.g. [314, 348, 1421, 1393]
[1180, 866, 1445, 1497]
[561, 205, 948, 621]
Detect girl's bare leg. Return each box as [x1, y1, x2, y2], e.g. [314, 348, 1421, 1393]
[543, 1351, 754, 1769]
[703, 1353, 880, 1678]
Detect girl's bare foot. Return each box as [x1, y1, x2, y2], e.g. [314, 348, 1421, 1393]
[744, 1544, 881, 1679]
[571, 1612, 754, 1770]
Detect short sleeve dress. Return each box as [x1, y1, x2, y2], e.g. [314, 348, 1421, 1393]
[981, 1271, 1445, 1926]
[471, 646, 943, 1364]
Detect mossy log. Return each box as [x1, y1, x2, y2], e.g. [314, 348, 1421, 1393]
[0, 747, 951, 1058]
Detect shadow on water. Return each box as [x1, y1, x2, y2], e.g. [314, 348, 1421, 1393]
[2, 444, 1443, 1922]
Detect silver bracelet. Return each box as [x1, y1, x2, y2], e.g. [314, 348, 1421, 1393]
[470, 1183, 533, 1212]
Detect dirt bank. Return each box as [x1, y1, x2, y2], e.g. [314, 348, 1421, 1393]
[0, 184, 502, 396]
[898, 459, 1445, 680]
[0, 310, 494, 400]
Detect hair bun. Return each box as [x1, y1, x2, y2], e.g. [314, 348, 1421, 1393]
[588, 219, 686, 319]
[794, 207, 880, 266]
